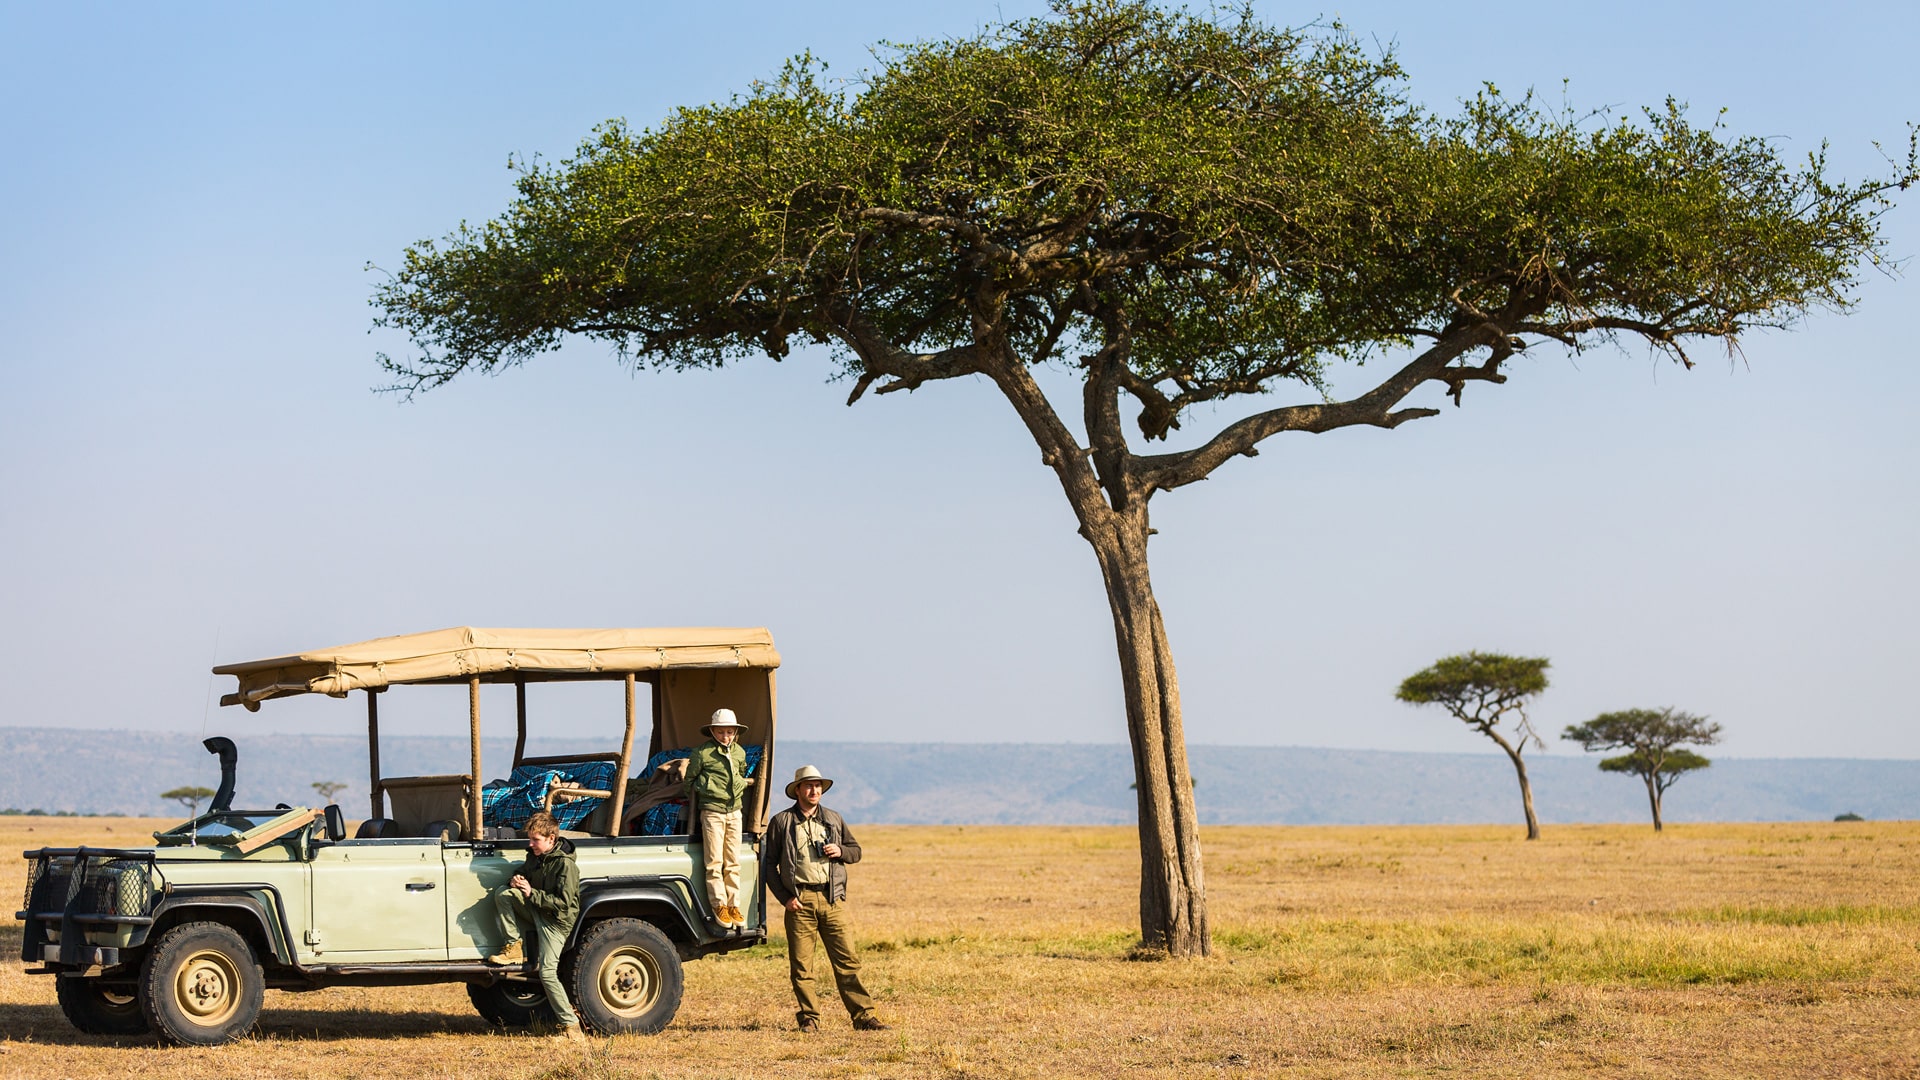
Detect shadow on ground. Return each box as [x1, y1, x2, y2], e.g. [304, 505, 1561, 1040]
[0, 1002, 502, 1045]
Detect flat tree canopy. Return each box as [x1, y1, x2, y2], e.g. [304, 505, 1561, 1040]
[1566, 707, 1721, 831]
[161, 785, 216, 816]
[373, 1, 1910, 953]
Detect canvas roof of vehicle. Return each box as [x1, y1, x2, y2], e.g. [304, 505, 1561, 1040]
[214, 626, 780, 709]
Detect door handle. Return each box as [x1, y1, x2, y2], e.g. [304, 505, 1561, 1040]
[406, 882, 436, 891]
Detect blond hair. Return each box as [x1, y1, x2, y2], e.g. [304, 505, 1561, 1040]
[526, 811, 560, 840]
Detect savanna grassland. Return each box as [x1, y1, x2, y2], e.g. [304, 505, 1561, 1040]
[2, 816, 1916, 1079]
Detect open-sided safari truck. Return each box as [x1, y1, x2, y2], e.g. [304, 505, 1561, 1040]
[18, 626, 779, 1045]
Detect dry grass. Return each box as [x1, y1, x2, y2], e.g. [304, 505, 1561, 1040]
[3, 816, 1918, 1078]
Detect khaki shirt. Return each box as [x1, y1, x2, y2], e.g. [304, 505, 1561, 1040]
[793, 814, 831, 885]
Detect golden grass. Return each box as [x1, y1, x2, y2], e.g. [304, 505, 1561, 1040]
[3, 817, 1918, 1078]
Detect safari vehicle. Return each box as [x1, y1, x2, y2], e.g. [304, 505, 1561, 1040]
[19, 627, 780, 1045]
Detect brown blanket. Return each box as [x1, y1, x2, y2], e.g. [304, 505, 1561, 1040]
[619, 757, 689, 830]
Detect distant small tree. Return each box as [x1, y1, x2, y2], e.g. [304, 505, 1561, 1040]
[1397, 652, 1551, 839]
[1562, 707, 1721, 832]
[311, 781, 349, 804]
[161, 785, 217, 818]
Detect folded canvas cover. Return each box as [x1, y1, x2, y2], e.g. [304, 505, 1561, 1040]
[215, 626, 780, 708]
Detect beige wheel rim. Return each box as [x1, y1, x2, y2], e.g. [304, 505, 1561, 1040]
[101, 987, 137, 1010]
[596, 946, 660, 1017]
[174, 949, 241, 1026]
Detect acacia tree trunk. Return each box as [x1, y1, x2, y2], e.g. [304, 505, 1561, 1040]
[1488, 734, 1541, 841]
[1645, 775, 1664, 832]
[981, 348, 1210, 956]
[1081, 501, 1209, 956]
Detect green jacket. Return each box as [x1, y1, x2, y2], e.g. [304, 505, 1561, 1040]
[513, 837, 580, 932]
[684, 740, 753, 814]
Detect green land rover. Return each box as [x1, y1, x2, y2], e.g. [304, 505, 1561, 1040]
[19, 627, 781, 1045]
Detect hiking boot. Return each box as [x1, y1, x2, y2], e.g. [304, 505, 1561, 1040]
[853, 1016, 892, 1031]
[725, 904, 744, 927]
[797, 1013, 820, 1034]
[549, 1023, 588, 1044]
[484, 940, 525, 966]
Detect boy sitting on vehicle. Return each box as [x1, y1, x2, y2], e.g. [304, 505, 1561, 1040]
[684, 708, 755, 928]
[485, 810, 585, 1042]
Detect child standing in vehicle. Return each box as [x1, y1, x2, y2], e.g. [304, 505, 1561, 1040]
[485, 810, 585, 1042]
[685, 709, 754, 929]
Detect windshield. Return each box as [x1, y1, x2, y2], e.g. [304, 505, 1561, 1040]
[155, 809, 304, 845]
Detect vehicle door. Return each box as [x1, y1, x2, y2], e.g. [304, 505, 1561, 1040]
[444, 839, 519, 959]
[308, 838, 448, 960]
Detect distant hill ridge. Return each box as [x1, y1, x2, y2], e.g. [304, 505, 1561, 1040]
[0, 727, 1913, 824]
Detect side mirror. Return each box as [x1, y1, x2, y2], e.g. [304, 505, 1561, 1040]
[323, 804, 346, 842]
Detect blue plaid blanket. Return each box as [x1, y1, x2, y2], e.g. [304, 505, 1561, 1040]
[480, 760, 621, 832]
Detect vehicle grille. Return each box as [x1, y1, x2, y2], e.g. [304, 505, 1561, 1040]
[23, 854, 156, 918]
[22, 855, 46, 913]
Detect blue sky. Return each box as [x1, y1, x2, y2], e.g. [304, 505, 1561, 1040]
[2, 1, 1915, 759]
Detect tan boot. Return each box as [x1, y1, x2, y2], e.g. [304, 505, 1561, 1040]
[484, 940, 525, 966]
[723, 904, 743, 927]
[549, 1023, 588, 1043]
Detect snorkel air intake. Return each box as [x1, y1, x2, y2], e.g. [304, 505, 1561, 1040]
[203, 736, 237, 813]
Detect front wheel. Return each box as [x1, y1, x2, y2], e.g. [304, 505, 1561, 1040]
[138, 922, 264, 1046]
[467, 979, 554, 1028]
[568, 919, 684, 1035]
[56, 976, 149, 1036]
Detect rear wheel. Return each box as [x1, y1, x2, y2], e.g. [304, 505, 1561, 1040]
[568, 919, 684, 1035]
[467, 979, 554, 1028]
[138, 922, 263, 1046]
[56, 976, 149, 1036]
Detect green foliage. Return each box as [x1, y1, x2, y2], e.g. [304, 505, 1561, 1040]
[1834, 812, 1866, 822]
[1564, 708, 1719, 791]
[1599, 747, 1711, 778]
[372, 0, 1912, 431]
[1395, 652, 1550, 748]
[1396, 652, 1550, 705]
[160, 785, 217, 816]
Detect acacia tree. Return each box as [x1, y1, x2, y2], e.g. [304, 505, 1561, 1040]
[1396, 653, 1551, 839]
[161, 785, 216, 818]
[312, 781, 349, 804]
[371, 3, 1910, 954]
[1564, 708, 1720, 831]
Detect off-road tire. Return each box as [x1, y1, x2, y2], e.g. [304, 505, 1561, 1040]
[467, 979, 554, 1028]
[56, 976, 149, 1036]
[138, 921, 264, 1046]
[567, 918, 683, 1035]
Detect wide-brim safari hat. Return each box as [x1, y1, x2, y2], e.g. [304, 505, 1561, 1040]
[702, 708, 748, 738]
[785, 764, 834, 799]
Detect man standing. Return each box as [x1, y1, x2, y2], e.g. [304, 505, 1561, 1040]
[761, 765, 890, 1033]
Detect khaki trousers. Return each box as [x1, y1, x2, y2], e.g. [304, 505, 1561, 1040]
[698, 808, 742, 910]
[785, 885, 875, 1023]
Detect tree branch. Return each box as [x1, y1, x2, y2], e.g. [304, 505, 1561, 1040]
[1135, 324, 1494, 492]
[834, 308, 988, 404]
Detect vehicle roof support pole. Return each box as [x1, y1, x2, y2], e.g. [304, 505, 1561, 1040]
[367, 688, 383, 821]
[754, 669, 775, 832]
[608, 673, 636, 836]
[469, 677, 483, 839]
[513, 678, 528, 769]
